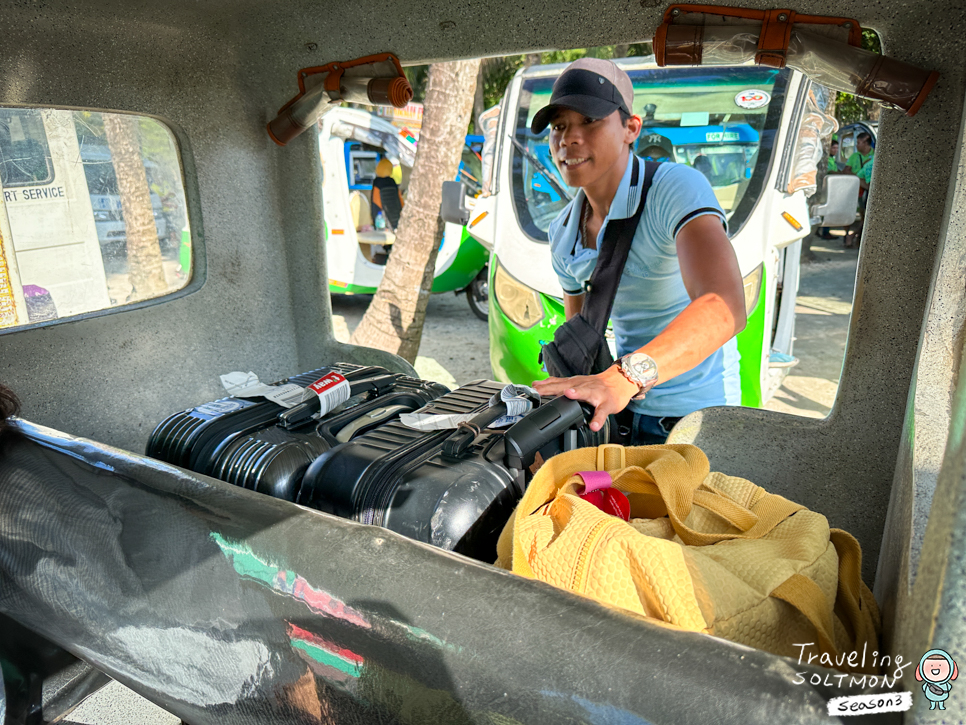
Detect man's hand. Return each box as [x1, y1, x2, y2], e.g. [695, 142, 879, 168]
[532, 366, 639, 432]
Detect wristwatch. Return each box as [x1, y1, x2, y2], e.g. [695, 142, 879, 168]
[617, 353, 659, 400]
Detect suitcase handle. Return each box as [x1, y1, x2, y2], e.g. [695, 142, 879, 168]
[502, 397, 592, 470]
[278, 374, 401, 429]
[441, 402, 510, 459]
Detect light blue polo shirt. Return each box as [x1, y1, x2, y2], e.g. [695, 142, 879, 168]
[548, 156, 742, 417]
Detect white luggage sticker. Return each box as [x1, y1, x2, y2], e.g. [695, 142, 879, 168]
[264, 383, 312, 408]
[307, 372, 351, 416]
[219, 371, 311, 409]
[400, 384, 539, 431]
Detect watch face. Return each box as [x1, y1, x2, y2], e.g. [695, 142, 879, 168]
[625, 353, 658, 382]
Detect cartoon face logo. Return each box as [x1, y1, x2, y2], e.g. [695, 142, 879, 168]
[925, 658, 952, 683]
[916, 649, 958, 710]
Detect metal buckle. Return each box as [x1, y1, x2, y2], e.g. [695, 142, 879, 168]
[596, 443, 626, 471]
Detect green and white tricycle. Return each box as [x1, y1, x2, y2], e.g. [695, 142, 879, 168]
[445, 58, 858, 405]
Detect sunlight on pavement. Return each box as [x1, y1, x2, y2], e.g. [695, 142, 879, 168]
[765, 375, 840, 419]
[414, 357, 459, 389]
[763, 247, 858, 419]
[332, 314, 351, 343]
[796, 296, 854, 316]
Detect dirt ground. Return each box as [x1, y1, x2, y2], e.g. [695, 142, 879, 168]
[331, 289, 492, 389]
[333, 235, 859, 419]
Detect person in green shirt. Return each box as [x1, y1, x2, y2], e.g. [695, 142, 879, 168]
[827, 139, 840, 173]
[844, 132, 874, 248]
[846, 132, 874, 190]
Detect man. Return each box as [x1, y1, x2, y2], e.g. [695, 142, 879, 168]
[371, 158, 404, 231]
[844, 132, 874, 248]
[636, 133, 675, 162]
[828, 139, 841, 173]
[530, 59, 746, 444]
[846, 132, 874, 189]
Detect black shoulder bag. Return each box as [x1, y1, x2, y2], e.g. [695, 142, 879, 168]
[540, 157, 660, 378]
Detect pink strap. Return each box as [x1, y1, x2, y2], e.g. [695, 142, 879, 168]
[575, 470, 613, 494]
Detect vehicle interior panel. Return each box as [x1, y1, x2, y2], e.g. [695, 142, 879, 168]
[0, 421, 895, 724]
[0, 0, 965, 722]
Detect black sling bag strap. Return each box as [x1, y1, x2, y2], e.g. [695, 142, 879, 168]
[540, 157, 660, 378]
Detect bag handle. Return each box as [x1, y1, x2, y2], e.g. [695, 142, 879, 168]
[606, 451, 803, 545]
[829, 529, 881, 667]
[769, 531, 880, 674]
[770, 574, 841, 661]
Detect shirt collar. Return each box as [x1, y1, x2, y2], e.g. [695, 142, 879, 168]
[604, 154, 641, 222]
[558, 154, 643, 252]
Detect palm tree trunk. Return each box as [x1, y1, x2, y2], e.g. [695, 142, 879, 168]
[473, 63, 486, 134]
[350, 58, 481, 363]
[103, 114, 167, 299]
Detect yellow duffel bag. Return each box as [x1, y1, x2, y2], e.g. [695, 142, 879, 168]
[496, 444, 880, 671]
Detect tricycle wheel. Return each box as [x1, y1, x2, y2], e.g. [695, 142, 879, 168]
[466, 267, 488, 321]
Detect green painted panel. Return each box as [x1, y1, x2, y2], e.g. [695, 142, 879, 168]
[735, 289, 766, 408]
[430, 232, 488, 293]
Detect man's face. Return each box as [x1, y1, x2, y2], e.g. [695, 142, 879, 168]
[857, 136, 872, 154]
[831, 142, 839, 155]
[549, 108, 641, 189]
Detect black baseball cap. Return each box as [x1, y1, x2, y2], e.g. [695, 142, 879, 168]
[636, 133, 675, 160]
[530, 58, 635, 134]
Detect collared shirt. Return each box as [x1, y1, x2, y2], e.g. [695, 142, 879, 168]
[548, 157, 741, 417]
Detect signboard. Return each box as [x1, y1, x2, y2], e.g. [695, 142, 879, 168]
[375, 102, 424, 136]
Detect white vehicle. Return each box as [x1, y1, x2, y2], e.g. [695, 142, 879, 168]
[319, 107, 489, 317]
[0, 108, 183, 328]
[452, 58, 857, 405]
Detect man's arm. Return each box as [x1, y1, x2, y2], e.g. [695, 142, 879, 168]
[563, 292, 584, 320]
[533, 214, 746, 431]
[844, 159, 872, 191]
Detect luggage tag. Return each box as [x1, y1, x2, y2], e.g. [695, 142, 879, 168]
[306, 372, 351, 416]
[573, 470, 630, 521]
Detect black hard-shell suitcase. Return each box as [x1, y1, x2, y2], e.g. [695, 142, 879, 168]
[297, 379, 607, 561]
[147, 364, 448, 499]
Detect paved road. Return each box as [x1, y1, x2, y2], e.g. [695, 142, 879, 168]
[70, 236, 857, 721]
[765, 237, 859, 418]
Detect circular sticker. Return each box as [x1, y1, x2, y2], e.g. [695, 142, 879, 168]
[735, 89, 771, 110]
[196, 399, 246, 416]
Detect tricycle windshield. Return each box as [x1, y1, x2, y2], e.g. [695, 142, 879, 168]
[511, 65, 789, 240]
